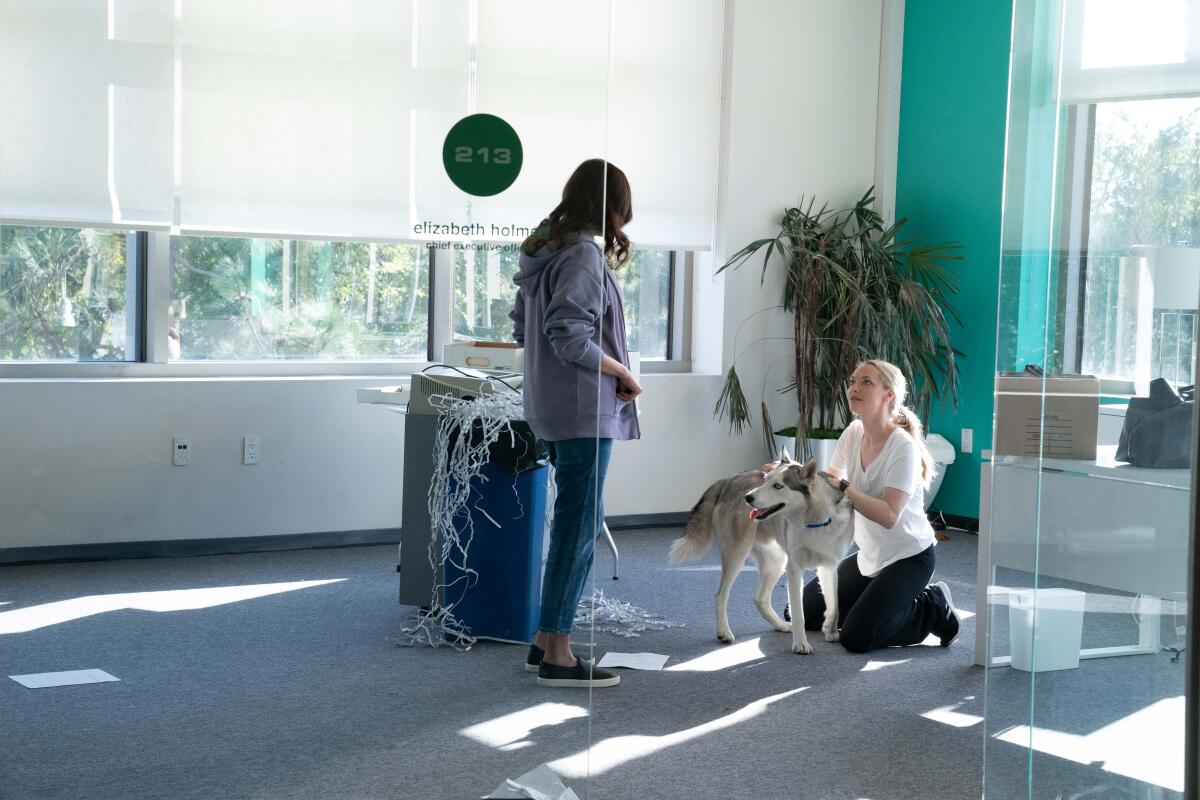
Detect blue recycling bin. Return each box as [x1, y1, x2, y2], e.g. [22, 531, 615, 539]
[443, 459, 548, 643]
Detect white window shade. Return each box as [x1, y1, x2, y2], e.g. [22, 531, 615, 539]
[408, 0, 472, 230]
[414, 0, 723, 251]
[0, 1, 175, 228]
[177, 0, 418, 239]
[608, 0, 724, 250]
[454, 0, 612, 242]
[1060, 0, 1200, 104]
[1, 0, 724, 249]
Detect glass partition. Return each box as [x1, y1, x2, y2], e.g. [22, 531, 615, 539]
[1, 0, 719, 797]
[983, 0, 1199, 796]
[399, 4, 612, 799]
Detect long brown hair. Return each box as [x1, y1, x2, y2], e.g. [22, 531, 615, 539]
[542, 159, 633, 268]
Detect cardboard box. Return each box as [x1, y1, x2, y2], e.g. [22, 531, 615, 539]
[994, 372, 1100, 460]
[443, 341, 523, 373]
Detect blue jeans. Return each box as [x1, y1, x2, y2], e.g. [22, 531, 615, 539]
[538, 438, 613, 634]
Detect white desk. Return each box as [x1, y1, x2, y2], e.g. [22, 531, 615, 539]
[976, 446, 1191, 667]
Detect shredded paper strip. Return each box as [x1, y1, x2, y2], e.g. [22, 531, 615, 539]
[390, 378, 528, 651]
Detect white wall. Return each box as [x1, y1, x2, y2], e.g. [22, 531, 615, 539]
[717, 0, 882, 440]
[606, 0, 883, 515]
[0, 0, 884, 550]
[0, 378, 405, 549]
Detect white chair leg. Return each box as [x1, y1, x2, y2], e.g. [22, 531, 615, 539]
[602, 522, 619, 580]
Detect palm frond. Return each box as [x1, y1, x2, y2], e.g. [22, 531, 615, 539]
[761, 402, 777, 458]
[714, 366, 752, 435]
[717, 238, 776, 275]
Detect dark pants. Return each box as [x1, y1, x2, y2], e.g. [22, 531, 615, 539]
[801, 545, 942, 653]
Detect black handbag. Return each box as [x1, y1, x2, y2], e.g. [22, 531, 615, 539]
[1116, 378, 1195, 468]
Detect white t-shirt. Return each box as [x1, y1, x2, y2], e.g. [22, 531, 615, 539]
[829, 419, 936, 577]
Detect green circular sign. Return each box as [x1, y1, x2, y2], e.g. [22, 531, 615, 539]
[442, 114, 523, 197]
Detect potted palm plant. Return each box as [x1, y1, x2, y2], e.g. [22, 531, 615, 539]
[714, 188, 962, 463]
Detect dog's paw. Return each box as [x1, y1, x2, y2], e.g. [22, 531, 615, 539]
[716, 630, 735, 644]
[774, 621, 792, 633]
[791, 640, 814, 655]
[823, 630, 840, 643]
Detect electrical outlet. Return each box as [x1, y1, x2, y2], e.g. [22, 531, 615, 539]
[961, 428, 974, 454]
[173, 436, 190, 466]
[243, 436, 260, 465]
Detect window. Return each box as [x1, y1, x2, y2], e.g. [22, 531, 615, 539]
[1, 2, 719, 373]
[452, 247, 521, 344]
[4, 227, 691, 372]
[449, 245, 679, 362]
[170, 236, 429, 361]
[0, 225, 133, 362]
[617, 250, 673, 360]
[1065, 96, 1200, 389]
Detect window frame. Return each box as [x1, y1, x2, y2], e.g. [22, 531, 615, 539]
[0, 228, 695, 378]
[648, 250, 693, 373]
[1059, 94, 1200, 398]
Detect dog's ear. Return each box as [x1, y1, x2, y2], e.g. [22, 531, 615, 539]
[801, 458, 817, 477]
[779, 447, 792, 464]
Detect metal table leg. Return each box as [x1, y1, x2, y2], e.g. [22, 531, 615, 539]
[602, 522, 619, 580]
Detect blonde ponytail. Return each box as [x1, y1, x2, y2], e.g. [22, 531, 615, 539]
[894, 404, 935, 489]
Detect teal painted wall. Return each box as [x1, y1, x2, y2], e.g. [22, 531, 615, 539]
[895, 0, 1013, 519]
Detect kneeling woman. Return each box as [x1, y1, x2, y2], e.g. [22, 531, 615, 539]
[799, 359, 960, 653]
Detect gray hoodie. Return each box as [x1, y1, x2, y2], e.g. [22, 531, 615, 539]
[509, 237, 641, 443]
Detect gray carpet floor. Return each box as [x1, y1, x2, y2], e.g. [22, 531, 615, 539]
[0, 529, 1183, 799]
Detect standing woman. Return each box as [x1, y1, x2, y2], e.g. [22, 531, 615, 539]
[799, 359, 961, 653]
[509, 159, 642, 688]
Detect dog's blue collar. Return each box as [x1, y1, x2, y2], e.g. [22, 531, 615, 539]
[805, 517, 834, 528]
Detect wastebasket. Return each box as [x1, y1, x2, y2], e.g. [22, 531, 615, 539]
[924, 433, 956, 512]
[1008, 588, 1086, 672]
[442, 457, 549, 644]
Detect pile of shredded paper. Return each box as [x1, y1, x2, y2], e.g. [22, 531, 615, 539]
[575, 589, 686, 638]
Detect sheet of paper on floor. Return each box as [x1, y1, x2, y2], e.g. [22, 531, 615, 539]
[483, 763, 579, 800]
[597, 652, 670, 670]
[10, 669, 120, 688]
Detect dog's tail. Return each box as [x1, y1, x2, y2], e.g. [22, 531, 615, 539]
[669, 480, 723, 564]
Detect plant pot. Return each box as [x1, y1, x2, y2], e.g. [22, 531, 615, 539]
[771, 434, 796, 461]
[806, 437, 839, 471]
[771, 435, 839, 471]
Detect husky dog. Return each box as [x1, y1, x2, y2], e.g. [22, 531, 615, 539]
[669, 451, 855, 654]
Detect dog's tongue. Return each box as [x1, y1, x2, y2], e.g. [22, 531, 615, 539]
[748, 508, 762, 520]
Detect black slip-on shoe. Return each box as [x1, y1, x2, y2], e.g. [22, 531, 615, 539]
[525, 644, 544, 673]
[932, 580, 961, 647]
[537, 659, 621, 688]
